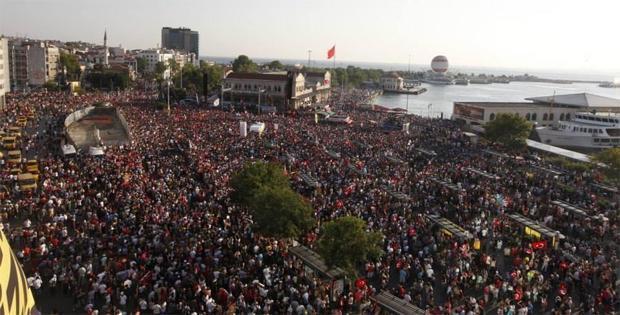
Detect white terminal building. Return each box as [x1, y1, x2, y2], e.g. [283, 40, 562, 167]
[223, 70, 331, 111]
[452, 93, 620, 129]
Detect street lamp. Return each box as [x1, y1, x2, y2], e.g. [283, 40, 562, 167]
[258, 89, 266, 114]
[167, 79, 171, 115]
[221, 85, 232, 109]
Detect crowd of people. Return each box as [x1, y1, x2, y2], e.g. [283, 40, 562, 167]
[0, 88, 618, 314]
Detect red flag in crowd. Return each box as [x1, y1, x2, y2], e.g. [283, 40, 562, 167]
[532, 240, 546, 250]
[327, 45, 336, 59]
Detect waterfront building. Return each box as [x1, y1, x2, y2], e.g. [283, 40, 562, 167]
[452, 93, 620, 128]
[161, 27, 199, 56]
[223, 70, 331, 111]
[0, 36, 10, 109]
[381, 72, 404, 91]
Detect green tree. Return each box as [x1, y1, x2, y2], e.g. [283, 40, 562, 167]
[268, 60, 284, 70]
[154, 61, 168, 83]
[484, 113, 531, 150]
[85, 70, 129, 90]
[230, 161, 290, 206]
[136, 57, 147, 74]
[42, 80, 60, 91]
[59, 52, 81, 81]
[251, 186, 314, 238]
[202, 64, 224, 95]
[317, 216, 383, 276]
[593, 148, 620, 183]
[168, 58, 180, 74]
[232, 55, 257, 73]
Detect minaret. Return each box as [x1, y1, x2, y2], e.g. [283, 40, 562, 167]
[103, 29, 109, 66]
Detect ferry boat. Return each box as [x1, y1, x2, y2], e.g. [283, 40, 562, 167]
[455, 78, 469, 85]
[536, 112, 620, 149]
[423, 77, 455, 85]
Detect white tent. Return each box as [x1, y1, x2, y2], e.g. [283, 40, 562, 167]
[240, 121, 247, 137]
[61, 144, 77, 156]
[89, 146, 105, 156]
[250, 122, 266, 134]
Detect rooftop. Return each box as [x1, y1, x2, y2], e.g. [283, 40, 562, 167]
[526, 93, 620, 108]
[454, 101, 544, 109]
[225, 72, 289, 81]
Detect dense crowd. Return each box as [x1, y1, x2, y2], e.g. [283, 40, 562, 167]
[0, 89, 618, 315]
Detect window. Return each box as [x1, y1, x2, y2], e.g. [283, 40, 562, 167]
[566, 113, 570, 120]
[560, 113, 565, 121]
[525, 113, 531, 120]
[549, 113, 554, 121]
[543, 113, 548, 121]
[489, 113, 495, 121]
[532, 113, 537, 121]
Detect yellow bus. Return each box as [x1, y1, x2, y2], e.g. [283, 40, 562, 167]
[7, 150, 21, 165]
[2, 136, 17, 149]
[17, 173, 37, 191]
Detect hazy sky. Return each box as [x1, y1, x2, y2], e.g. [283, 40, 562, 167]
[2, 0, 620, 74]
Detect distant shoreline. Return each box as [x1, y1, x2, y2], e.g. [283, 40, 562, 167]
[204, 56, 618, 83]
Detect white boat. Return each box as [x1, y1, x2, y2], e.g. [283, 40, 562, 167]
[423, 77, 455, 85]
[536, 112, 620, 149]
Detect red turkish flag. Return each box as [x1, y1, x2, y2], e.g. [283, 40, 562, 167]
[327, 45, 336, 59]
[532, 240, 546, 250]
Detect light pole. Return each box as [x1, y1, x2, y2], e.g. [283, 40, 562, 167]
[258, 88, 265, 114]
[221, 85, 232, 109]
[167, 79, 171, 115]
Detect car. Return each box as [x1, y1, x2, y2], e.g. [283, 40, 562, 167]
[10, 168, 21, 176]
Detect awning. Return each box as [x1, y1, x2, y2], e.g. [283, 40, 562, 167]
[370, 291, 426, 315]
[62, 144, 77, 156]
[465, 167, 498, 180]
[482, 149, 510, 159]
[427, 214, 473, 240]
[385, 154, 406, 165]
[429, 177, 461, 191]
[289, 245, 344, 279]
[89, 146, 105, 156]
[382, 186, 411, 202]
[526, 139, 591, 163]
[415, 148, 437, 156]
[506, 213, 563, 239]
[299, 173, 320, 188]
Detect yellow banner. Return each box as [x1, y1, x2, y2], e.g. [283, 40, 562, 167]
[0, 229, 38, 315]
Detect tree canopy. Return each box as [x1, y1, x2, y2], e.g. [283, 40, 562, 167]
[251, 186, 314, 238]
[136, 57, 147, 74]
[317, 216, 383, 276]
[229, 161, 291, 206]
[268, 60, 284, 70]
[85, 70, 129, 90]
[593, 148, 620, 184]
[232, 55, 257, 73]
[154, 61, 168, 83]
[200, 63, 224, 95]
[58, 52, 81, 81]
[484, 113, 531, 150]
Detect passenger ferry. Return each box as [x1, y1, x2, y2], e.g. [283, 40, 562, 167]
[536, 112, 620, 149]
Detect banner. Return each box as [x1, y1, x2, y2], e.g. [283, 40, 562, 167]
[0, 229, 38, 315]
